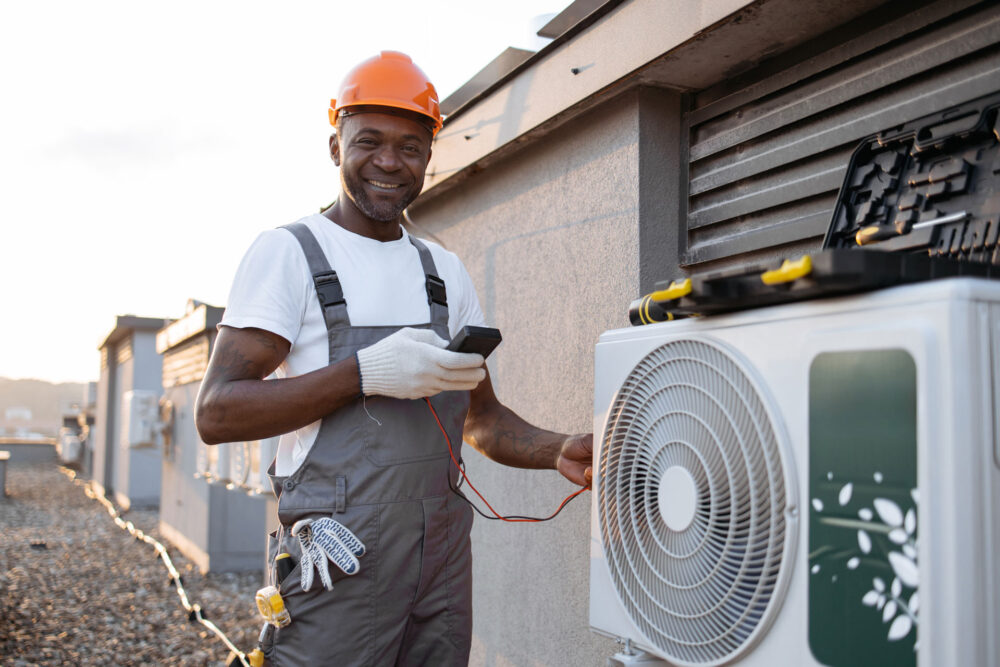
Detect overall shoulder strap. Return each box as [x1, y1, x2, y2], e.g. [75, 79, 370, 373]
[408, 235, 449, 331]
[281, 222, 351, 331]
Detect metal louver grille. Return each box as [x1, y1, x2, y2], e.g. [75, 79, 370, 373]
[598, 338, 792, 665]
[683, 1, 1000, 270]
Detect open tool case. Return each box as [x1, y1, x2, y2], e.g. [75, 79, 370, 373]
[631, 91, 1000, 325]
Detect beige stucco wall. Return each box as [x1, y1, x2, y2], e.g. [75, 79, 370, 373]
[409, 2, 900, 662]
[410, 95, 640, 665]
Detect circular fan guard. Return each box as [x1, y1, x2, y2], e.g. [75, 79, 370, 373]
[598, 338, 794, 665]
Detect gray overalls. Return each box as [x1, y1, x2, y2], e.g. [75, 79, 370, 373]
[260, 222, 475, 666]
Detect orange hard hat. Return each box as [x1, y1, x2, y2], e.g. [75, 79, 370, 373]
[329, 51, 442, 136]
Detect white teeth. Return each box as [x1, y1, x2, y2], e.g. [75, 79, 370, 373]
[367, 180, 401, 189]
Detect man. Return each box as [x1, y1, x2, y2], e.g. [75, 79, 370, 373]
[195, 51, 593, 666]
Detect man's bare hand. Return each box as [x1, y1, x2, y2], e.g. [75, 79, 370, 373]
[556, 433, 593, 488]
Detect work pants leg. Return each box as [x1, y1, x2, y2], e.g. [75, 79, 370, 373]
[394, 496, 474, 667]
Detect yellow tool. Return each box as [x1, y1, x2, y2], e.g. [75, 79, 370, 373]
[275, 552, 295, 585]
[648, 278, 692, 302]
[761, 256, 813, 286]
[256, 585, 292, 628]
[628, 279, 693, 325]
[227, 648, 265, 667]
[855, 224, 900, 246]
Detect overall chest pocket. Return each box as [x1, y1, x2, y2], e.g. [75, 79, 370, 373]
[362, 394, 454, 466]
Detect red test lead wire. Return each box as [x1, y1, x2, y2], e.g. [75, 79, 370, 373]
[424, 398, 588, 523]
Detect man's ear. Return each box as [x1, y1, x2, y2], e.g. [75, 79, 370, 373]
[329, 132, 341, 167]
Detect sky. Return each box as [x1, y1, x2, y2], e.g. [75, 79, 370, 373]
[0, 0, 570, 385]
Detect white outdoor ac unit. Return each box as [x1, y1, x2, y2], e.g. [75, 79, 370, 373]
[590, 278, 1000, 667]
[121, 390, 159, 449]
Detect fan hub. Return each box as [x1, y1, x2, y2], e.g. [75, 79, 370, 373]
[658, 465, 697, 532]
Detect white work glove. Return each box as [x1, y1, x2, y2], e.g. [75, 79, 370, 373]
[291, 517, 366, 592]
[356, 327, 486, 400]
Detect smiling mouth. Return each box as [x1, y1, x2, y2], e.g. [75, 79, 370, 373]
[365, 179, 405, 192]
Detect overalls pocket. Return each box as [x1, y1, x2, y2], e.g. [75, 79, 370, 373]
[362, 394, 454, 466]
[270, 505, 379, 666]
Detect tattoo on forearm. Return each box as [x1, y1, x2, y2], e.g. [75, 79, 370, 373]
[214, 340, 256, 380]
[250, 330, 278, 352]
[465, 405, 564, 468]
[199, 340, 259, 430]
[499, 428, 535, 456]
[493, 413, 557, 467]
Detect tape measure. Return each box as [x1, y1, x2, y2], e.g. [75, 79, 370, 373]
[255, 585, 291, 628]
[247, 648, 265, 667]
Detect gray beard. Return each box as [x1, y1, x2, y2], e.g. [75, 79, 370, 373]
[343, 174, 412, 222]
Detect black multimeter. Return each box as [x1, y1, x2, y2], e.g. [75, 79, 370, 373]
[446, 326, 502, 359]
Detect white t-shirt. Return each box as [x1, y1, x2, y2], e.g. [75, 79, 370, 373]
[220, 213, 486, 475]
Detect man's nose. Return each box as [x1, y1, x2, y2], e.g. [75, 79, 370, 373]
[372, 146, 401, 171]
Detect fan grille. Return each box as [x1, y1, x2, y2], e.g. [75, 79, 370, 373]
[598, 338, 792, 665]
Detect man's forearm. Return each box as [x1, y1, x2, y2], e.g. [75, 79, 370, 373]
[196, 355, 360, 444]
[463, 403, 564, 470]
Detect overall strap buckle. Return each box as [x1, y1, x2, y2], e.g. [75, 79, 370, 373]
[425, 275, 447, 307]
[314, 270, 346, 308]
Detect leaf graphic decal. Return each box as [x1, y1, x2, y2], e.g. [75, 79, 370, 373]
[882, 600, 897, 622]
[905, 509, 916, 535]
[888, 528, 908, 544]
[839, 482, 854, 506]
[874, 498, 904, 527]
[813, 475, 918, 653]
[858, 530, 872, 554]
[888, 551, 919, 588]
[887, 615, 913, 641]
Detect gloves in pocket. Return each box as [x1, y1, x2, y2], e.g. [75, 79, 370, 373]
[291, 517, 366, 592]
